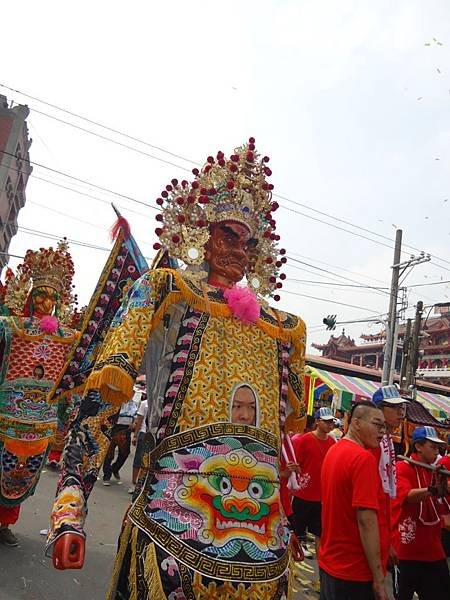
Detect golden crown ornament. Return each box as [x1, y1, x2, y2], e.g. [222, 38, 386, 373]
[3, 238, 77, 321]
[152, 138, 287, 299]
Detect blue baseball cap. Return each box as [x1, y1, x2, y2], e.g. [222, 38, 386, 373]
[411, 426, 445, 445]
[372, 385, 408, 406]
[314, 407, 335, 421]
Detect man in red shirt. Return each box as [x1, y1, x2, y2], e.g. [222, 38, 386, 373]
[371, 385, 409, 571]
[319, 402, 388, 600]
[392, 426, 450, 600]
[290, 407, 335, 558]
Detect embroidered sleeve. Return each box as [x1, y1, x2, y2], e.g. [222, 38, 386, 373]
[46, 390, 119, 552]
[46, 271, 169, 553]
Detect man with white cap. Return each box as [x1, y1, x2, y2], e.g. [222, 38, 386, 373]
[392, 426, 450, 599]
[371, 385, 409, 571]
[290, 406, 336, 564]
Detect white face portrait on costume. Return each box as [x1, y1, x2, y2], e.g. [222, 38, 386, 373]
[230, 383, 259, 426]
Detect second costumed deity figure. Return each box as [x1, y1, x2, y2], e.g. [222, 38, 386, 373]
[47, 138, 307, 599]
[0, 241, 79, 544]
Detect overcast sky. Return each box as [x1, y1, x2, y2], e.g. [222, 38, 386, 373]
[2, 0, 450, 351]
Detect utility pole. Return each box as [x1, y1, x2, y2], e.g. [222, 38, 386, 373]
[399, 318, 412, 394]
[405, 301, 424, 391]
[382, 229, 403, 385]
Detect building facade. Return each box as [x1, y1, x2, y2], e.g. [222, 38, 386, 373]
[0, 96, 32, 270]
[312, 329, 388, 370]
[312, 305, 450, 386]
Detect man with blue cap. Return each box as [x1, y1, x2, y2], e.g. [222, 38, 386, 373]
[392, 426, 450, 599]
[290, 406, 335, 571]
[371, 385, 409, 571]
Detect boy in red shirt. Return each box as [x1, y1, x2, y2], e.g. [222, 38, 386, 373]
[392, 426, 450, 600]
[290, 407, 335, 558]
[319, 402, 387, 600]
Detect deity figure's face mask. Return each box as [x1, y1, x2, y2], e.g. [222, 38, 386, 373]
[205, 221, 253, 284]
[32, 286, 58, 316]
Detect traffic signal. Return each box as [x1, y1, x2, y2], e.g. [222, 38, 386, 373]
[323, 315, 337, 330]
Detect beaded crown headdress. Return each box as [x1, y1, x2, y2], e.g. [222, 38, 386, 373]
[3, 238, 77, 319]
[152, 137, 287, 298]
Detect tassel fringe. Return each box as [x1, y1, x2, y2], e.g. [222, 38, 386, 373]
[87, 365, 134, 406]
[143, 542, 167, 599]
[106, 520, 133, 600]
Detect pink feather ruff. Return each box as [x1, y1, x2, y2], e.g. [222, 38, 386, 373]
[40, 315, 59, 334]
[223, 285, 260, 324]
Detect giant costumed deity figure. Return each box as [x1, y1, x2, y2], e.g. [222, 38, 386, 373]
[48, 139, 307, 599]
[0, 240, 78, 546]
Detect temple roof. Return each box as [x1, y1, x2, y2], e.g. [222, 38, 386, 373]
[313, 314, 450, 354]
[312, 331, 356, 351]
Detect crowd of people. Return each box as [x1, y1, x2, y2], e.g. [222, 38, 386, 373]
[282, 385, 450, 600]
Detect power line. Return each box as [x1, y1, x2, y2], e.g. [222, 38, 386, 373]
[282, 204, 397, 252]
[29, 200, 108, 232]
[18, 226, 112, 252]
[30, 175, 155, 219]
[288, 256, 391, 297]
[17, 225, 153, 263]
[12, 165, 399, 300]
[1, 154, 402, 298]
[0, 83, 198, 165]
[5, 83, 450, 270]
[0, 251, 24, 259]
[11, 223, 422, 318]
[2, 148, 399, 255]
[1, 150, 155, 209]
[6, 141, 450, 286]
[288, 278, 389, 290]
[18, 208, 394, 308]
[408, 279, 450, 288]
[30, 176, 377, 296]
[2, 152, 447, 305]
[290, 277, 450, 291]
[22, 108, 435, 259]
[288, 251, 389, 286]
[24, 178, 430, 304]
[284, 263, 395, 300]
[287, 254, 440, 304]
[29, 199, 155, 254]
[15, 174, 448, 307]
[30, 106, 194, 174]
[429, 261, 450, 274]
[13, 226, 384, 315]
[278, 192, 450, 269]
[282, 289, 384, 313]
